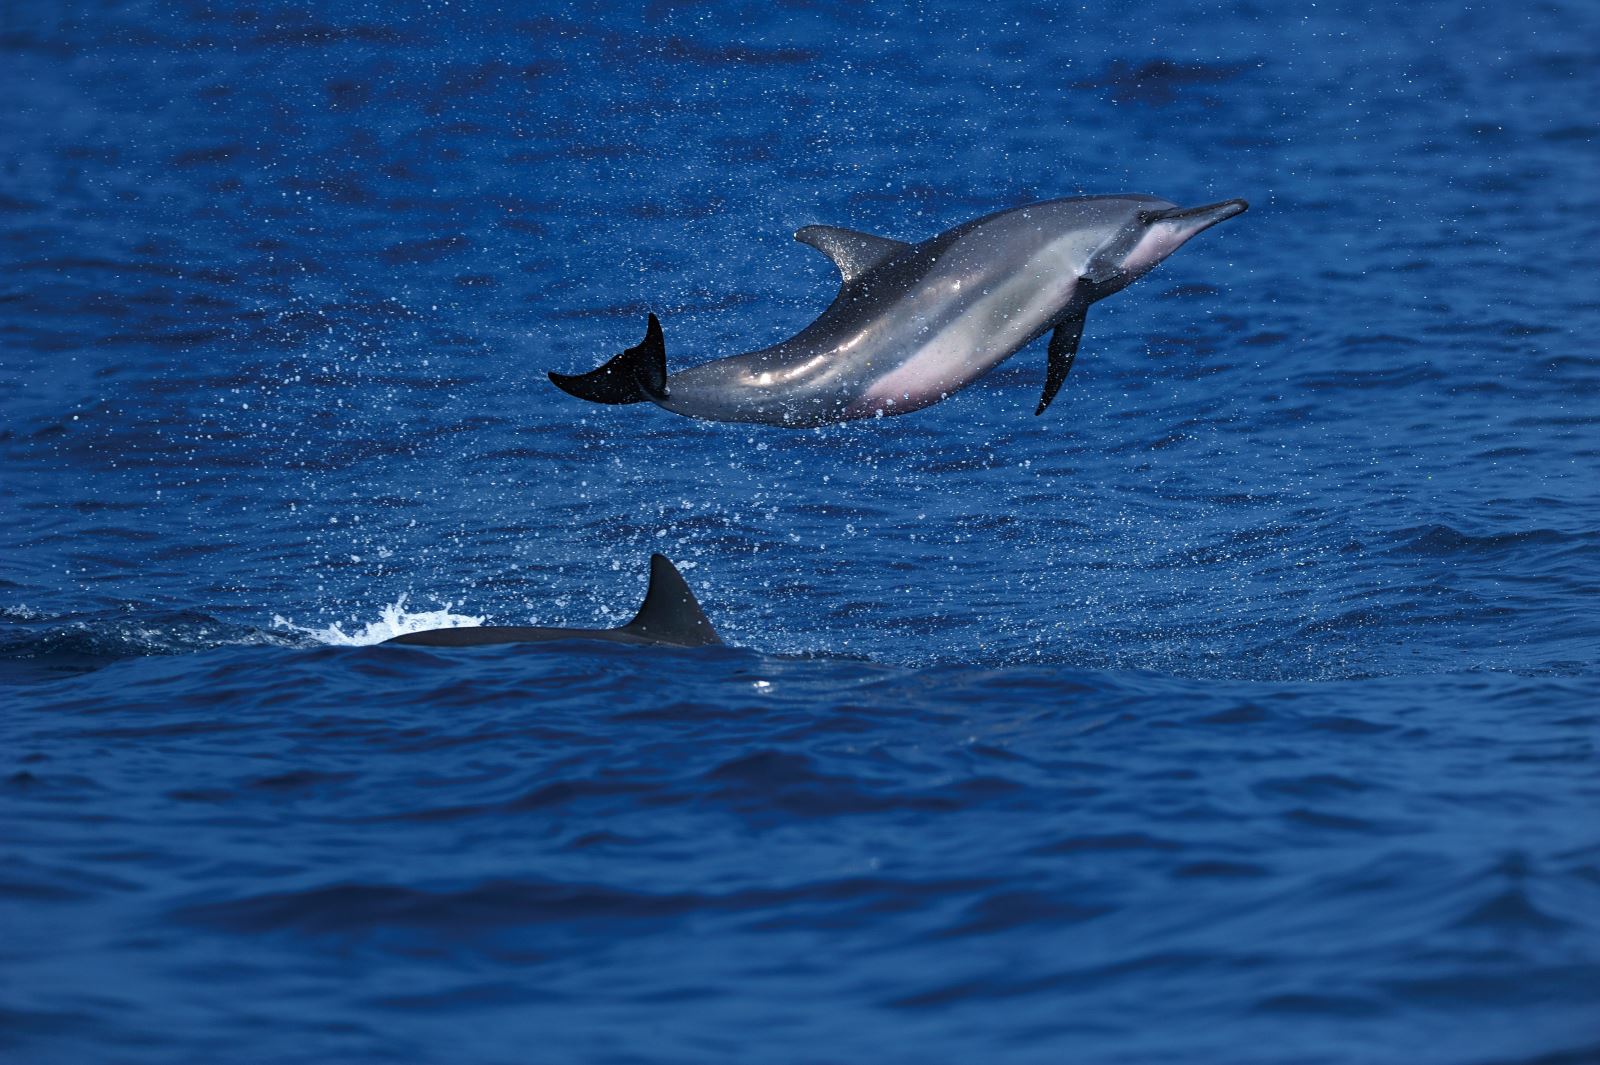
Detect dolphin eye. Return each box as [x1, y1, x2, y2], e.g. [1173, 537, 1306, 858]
[1136, 210, 1162, 226]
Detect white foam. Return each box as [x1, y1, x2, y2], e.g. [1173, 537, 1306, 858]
[274, 596, 487, 647]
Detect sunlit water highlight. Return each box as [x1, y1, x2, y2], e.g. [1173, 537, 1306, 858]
[274, 597, 486, 647]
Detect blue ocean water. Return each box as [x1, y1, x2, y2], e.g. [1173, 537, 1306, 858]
[3, 0, 1598, 1061]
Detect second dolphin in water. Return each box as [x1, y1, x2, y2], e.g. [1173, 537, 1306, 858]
[550, 195, 1247, 426]
[384, 554, 721, 650]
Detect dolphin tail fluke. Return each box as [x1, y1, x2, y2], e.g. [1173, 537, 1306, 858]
[619, 554, 722, 647]
[549, 314, 669, 405]
[1036, 309, 1087, 416]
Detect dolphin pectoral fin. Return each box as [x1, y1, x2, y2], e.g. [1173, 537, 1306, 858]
[1036, 310, 1087, 416]
[794, 225, 911, 284]
[549, 313, 669, 405]
[619, 554, 722, 647]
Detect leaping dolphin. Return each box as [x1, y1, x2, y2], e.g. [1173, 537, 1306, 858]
[384, 554, 721, 649]
[549, 195, 1247, 426]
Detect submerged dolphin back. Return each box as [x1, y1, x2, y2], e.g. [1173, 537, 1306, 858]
[385, 554, 721, 649]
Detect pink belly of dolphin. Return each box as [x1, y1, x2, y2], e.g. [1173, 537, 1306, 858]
[855, 334, 996, 415]
[854, 278, 1070, 416]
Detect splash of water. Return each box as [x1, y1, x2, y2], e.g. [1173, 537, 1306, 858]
[273, 596, 486, 647]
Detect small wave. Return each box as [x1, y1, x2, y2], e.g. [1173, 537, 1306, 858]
[175, 873, 996, 943]
[1072, 57, 1255, 106]
[1390, 522, 1583, 557]
[0, 615, 290, 680]
[273, 596, 486, 647]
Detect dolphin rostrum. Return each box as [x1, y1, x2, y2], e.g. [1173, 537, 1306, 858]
[384, 554, 721, 649]
[549, 195, 1247, 426]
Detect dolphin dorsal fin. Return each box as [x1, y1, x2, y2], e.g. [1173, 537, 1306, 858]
[619, 554, 722, 647]
[794, 225, 910, 284]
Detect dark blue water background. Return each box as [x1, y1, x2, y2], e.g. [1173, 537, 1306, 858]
[3, 1, 1598, 1061]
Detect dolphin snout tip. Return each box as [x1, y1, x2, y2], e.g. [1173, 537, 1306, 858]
[1190, 198, 1249, 222]
[1148, 198, 1249, 234]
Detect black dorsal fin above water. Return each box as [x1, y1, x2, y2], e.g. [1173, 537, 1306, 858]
[384, 553, 722, 649]
[618, 553, 721, 646]
[793, 224, 911, 285]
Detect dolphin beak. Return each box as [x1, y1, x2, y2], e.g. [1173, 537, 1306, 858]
[1146, 198, 1249, 235]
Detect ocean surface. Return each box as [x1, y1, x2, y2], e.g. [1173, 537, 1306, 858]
[3, 1, 1598, 1062]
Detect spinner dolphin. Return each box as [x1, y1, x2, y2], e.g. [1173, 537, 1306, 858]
[549, 195, 1247, 426]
